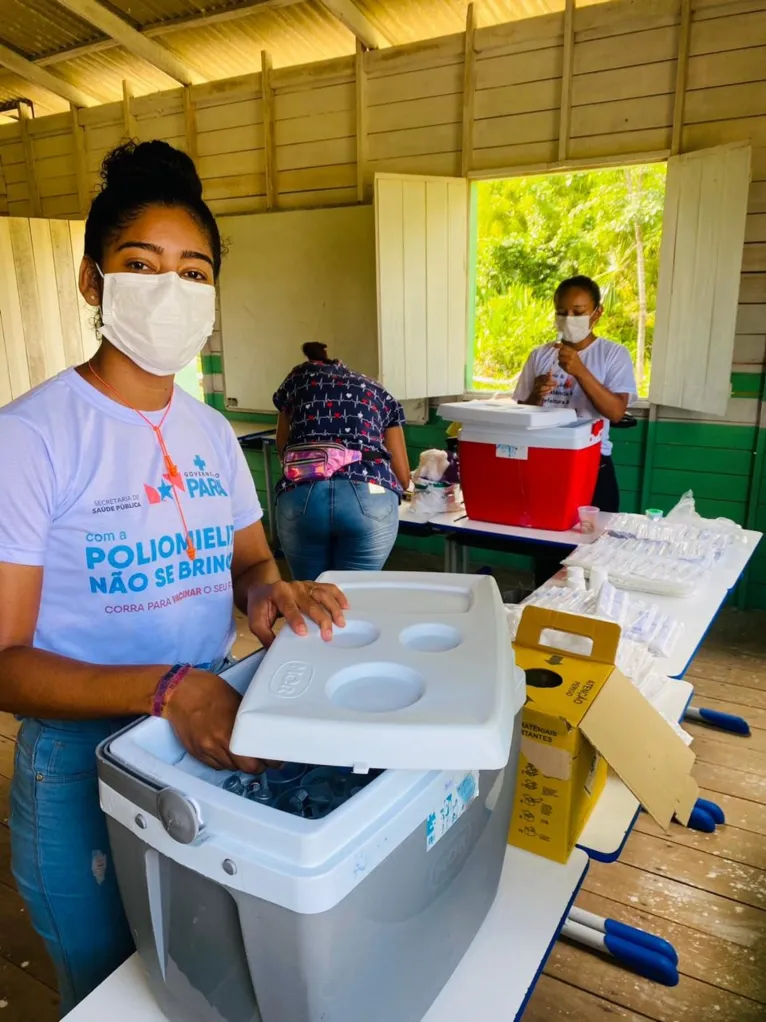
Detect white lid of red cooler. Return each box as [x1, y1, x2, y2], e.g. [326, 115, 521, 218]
[229, 572, 524, 773]
[438, 400, 577, 430]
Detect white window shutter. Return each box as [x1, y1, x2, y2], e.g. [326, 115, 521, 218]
[375, 173, 469, 400]
[0, 217, 95, 407]
[649, 143, 751, 416]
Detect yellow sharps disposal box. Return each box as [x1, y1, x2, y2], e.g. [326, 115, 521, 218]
[509, 606, 699, 864]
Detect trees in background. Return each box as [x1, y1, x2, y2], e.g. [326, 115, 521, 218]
[473, 164, 666, 395]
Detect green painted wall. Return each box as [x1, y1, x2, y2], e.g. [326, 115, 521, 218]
[206, 363, 766, 609]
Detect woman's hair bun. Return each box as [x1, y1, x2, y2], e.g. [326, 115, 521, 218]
[85, 138, 221, 276]
[100, 140, 203, 203]
[303, 342, 329, 360]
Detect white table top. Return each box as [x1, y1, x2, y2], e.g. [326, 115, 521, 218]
[576, 677, 694, 860]
[713, 530, 762, 591]
[399, 502, 434, 528]
[644, 585, 731, 679]
[429, 511, 614, 547]
[426, 515, 760, 589]
[536, 573, 730, 681]
[624, 531, 759, 678]
[65, 846, 589, 1022]
[535, 525, 761, 680]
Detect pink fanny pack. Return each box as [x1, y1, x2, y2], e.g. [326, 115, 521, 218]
[283, 443, 362, 483]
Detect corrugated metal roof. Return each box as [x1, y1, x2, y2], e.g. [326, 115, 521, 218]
[0, 0, 99, 60]
[0, 73, 71, 115]
[55, 48, 181, 103]
[164, 3, 354, 77]
[357, 0, 610, 46]
[105, 0, 231, 31]
[0, 0, 614, 118]
[357, 0, 566, 45]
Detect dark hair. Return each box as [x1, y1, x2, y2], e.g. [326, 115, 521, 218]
[554, 275, 601, 308]
[302, 342, 329, 361]
[84, 140, 222, 276]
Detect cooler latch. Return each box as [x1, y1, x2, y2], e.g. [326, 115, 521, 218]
[157, 788, 206, 845]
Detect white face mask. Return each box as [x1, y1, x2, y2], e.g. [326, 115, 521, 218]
[99, 271, 216, 377]
[555, 314, 592, 345]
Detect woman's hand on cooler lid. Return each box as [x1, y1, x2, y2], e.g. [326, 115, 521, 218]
[164, 668, 277, 774]
[247, 579, 349, 647]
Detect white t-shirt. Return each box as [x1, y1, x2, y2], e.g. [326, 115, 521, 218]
[513, 337, 637, 456]
[0, 368, 262, 668]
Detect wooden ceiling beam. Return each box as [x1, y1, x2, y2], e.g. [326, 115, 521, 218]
[0, 40, 98, 107]
[317, 0, 389, 49]
[50, 0, 204, 85]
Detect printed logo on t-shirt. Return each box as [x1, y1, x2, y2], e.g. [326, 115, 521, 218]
[144, 453, 228, 506]
[84, 450, 236, 610]
[85, 523, 236, 606]
[543, 370, 576, 408]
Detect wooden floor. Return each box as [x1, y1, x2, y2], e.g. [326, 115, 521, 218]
[0, 610, 764, 1021]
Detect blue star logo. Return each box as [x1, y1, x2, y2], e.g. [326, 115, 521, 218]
[158, 481, 173, 501]
[194, 454, 206, 471]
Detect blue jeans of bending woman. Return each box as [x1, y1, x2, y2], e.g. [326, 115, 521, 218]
[10, 659, 231, 1017]
[276, 478, 400, 581]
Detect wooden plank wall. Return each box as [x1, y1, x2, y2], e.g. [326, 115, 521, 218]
[0, 0, 763, 363]
[0, 218, 96, 403]
[1, 0, 766, 564]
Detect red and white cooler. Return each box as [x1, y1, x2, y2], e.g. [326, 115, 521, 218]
[438, 401, 603, 531]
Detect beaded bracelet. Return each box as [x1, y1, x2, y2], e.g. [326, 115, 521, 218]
[152, 663, 192, 718]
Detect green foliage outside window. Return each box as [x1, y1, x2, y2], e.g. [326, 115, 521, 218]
[472, 164, 667, 397]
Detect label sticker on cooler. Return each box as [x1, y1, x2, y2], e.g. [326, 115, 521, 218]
[425, 771, 479, 851]
[496, 444, 529, 460]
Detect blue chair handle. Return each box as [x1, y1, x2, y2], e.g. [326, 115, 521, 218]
[688, 806, 716, 832]
[604, 920, 678, 965]
[603, 935, 679, 986]
[696, 797, 725, 826]
[694, 707, 750, 736]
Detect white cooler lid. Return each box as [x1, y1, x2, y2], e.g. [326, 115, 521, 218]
[229, 572, 523, 773]
[438, 400, 577, 430]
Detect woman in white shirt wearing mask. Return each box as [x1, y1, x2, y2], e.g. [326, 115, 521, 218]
[514, 274, 637, 513]
[0, 140, 347, 1015]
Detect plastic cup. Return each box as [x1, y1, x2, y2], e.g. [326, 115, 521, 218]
[578, 505, 599, 534]
[589, 568, 608, 593]
[566, 565, 586, 590]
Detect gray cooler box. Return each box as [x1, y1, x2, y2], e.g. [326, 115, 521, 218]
[97, 572, 525, 1022]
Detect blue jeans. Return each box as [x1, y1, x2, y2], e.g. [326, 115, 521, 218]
[10, 716, 135, 1017]
[277, 478, 400, 580]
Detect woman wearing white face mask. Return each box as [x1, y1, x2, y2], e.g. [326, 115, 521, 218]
[0, 141, 348, 1015]
[514, 274, 637, 514]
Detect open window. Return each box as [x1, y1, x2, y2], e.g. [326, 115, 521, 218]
[470, 164, 667, 399]
[649, 143, 751, 417]
[375, 173, 470, 400]
[375, 144, 751, 421]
